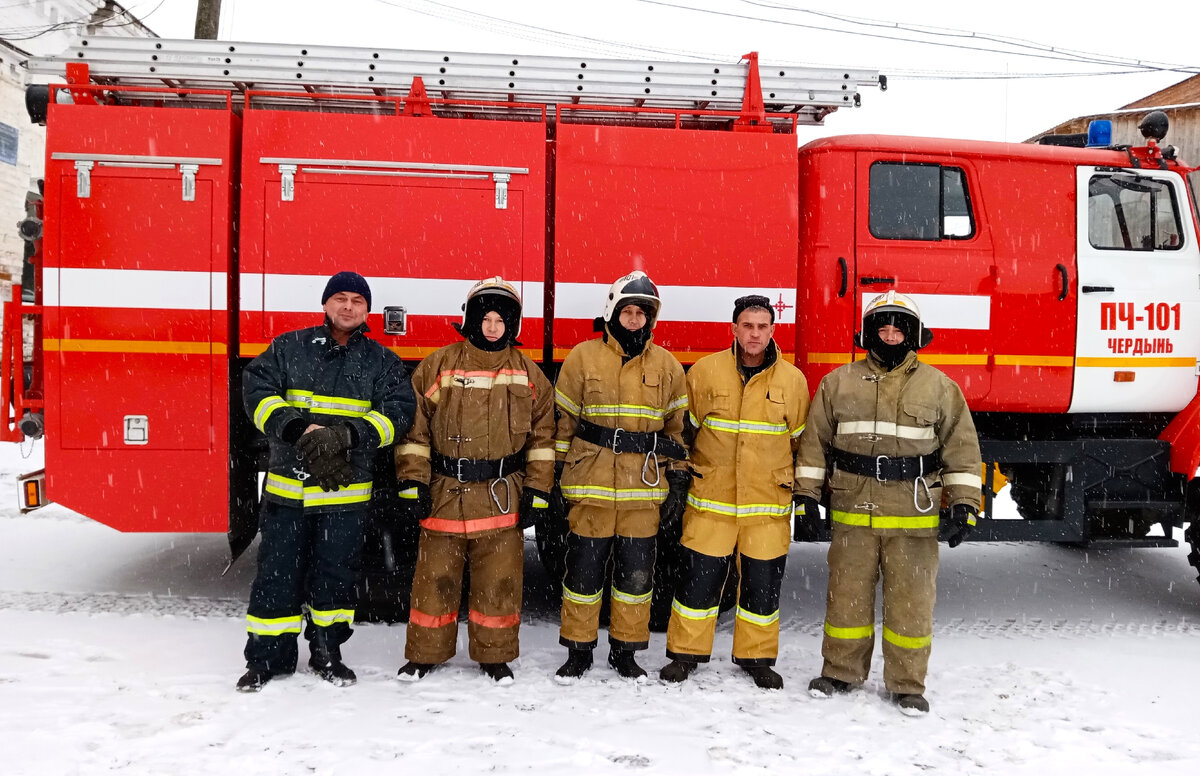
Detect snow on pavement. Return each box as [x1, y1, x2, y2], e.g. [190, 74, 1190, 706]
[2, 444, 1199, 775]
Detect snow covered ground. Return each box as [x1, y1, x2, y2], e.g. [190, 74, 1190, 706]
[2, 442, 1199, 776]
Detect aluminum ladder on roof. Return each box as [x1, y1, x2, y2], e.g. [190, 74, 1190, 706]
[24, 36, 882, 126]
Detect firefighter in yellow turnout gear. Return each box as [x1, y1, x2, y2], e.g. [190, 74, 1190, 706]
[660, 295, 809, 690]
[554, 272, 689, 682]
[796, 291, 982, 714]
[395, 277, 555, 685]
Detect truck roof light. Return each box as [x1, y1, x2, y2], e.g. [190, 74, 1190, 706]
[1086, 120, 1112, 147]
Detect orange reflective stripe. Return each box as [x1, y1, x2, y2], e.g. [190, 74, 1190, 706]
[409, 609, 457, 629]
[420, 513, 518, 534]
[468, 610, 520, 629]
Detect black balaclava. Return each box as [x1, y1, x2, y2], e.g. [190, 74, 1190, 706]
[859, 310, 920, 371]
[457, 293, 522, 352]
[604, 301, 656, 358]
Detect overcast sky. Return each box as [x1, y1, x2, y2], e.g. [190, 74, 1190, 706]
[90, 0, 1200, 145]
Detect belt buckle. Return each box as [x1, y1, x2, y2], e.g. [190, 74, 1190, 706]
[455, 457, 470, 483]
[875, 455, 889, 482]
[611, 427, 624, 455]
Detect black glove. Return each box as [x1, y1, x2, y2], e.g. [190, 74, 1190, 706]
[792, 495, 823, 542]
[942, 503, 977, 548]
[659, 470, 691, 534]
[397, 480, 432, 522]
[297, 424, 353, 465]
[550, 461, 570, 524]
[307, 451, 356, 492]
[518, 487, 551, 530]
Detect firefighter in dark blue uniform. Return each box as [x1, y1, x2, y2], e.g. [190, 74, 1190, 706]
[237, 271, 416, 692]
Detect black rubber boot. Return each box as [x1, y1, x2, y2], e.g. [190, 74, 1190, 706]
[235, 668, 272, 693]
[396, 661, 435, 682]
[607, 649, 648, 680]
[893, 693, 930, 715]
[480, 662, 515, 685]
[554, 648, 594, 684]
[658, 659, 696, 684]
[808, 675, 853, 698]
[309, 655, 356, 687]
[741, 665, 783, 690]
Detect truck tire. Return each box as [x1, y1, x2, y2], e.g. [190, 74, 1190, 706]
[1005, 463, 1066, 521]
[1186, 522, 1200, 586]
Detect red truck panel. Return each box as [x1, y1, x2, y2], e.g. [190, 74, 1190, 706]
[554, 123, 798, 363]
[42, 102, 237, 532]
[238, 110, 547, 361]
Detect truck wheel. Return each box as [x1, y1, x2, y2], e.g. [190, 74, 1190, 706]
[1005, 463, 1066, 521]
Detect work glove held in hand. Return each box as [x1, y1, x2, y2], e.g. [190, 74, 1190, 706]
[518, 487, 551, 530]
[942, 503, 977, 548]
[550, 461, 571, 524]
[658, 470, 691, 534]
[307, 452, 356, 492]
[397, 480, 432, 522]
[792, 495, 823, 542]
[297, 424, 353, 465]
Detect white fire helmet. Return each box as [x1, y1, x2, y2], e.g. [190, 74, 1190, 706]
[860, 290, 933, 349]
[462, 276, 523, 337]
[602, 271, 662, 327]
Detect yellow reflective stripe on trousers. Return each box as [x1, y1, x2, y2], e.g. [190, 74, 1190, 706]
[830, 510, 941, 530]
[611, 587, 652, 606]
[285, 390, 373, 417]
[736, 606, 779, 626]
[836, 420, 936, 441]
[882, 626, 932, 650]
[671, 599, 718, 621]
[363, 410, 395, 447]
[824, 621, 874, 640]
[563, 585, 602, 606]
[247, 614, 303, 636]
[702, 416, 789, 436]
[562, 485, 668, 501]
[686, 493, 791, 518]
[555, 388, 581, 416]
[253, 395, 289, 433]
[309, 608, 355, 627]
[582, 403, 664, 421]
[265, 474, 373, 507]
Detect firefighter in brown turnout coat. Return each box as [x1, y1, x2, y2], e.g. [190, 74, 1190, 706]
[796, 291, 981, 714]
[553, 271, 689, 682]
[659, 295, 809, 690]
[395, 277, 555, 684]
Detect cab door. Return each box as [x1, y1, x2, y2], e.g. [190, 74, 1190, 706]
[853, 153, 993, 401]
[1069, 167, 1200, 412]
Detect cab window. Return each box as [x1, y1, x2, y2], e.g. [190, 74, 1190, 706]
[869, 162, 974, 240]
[1088, 173, 1183, 251]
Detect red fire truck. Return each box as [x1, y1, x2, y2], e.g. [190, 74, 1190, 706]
[6, 37, 1200, 615]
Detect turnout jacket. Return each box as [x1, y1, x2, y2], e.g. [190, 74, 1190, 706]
[685, 341, 809, 525]
[555, 336, 688, 509]
[244, 321, 416, 512]
[795, 350, 982, 536]
[395, 341, 555, 537]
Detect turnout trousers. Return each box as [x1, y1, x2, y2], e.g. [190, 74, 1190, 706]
[665, 511, 789, 666]
[559, 503, 659, 651]
[821, 526, 939, 695]
[405, 527, 523, 664]
[244, 500, 365, 674]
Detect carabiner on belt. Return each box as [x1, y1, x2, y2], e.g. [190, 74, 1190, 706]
[641, 433, 661, 487]
[490, 455, 512, 514]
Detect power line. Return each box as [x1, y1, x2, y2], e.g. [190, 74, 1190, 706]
[0, 0, 166, 42]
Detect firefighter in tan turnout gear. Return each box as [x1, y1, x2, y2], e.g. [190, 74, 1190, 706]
[395, 277, 555, 684]
[553, 271, 689, 682]
[796, 291, 981, 714]
[659, 295, 809, 690]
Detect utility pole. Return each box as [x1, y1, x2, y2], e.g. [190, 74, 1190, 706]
[194, 0, 222, 40]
